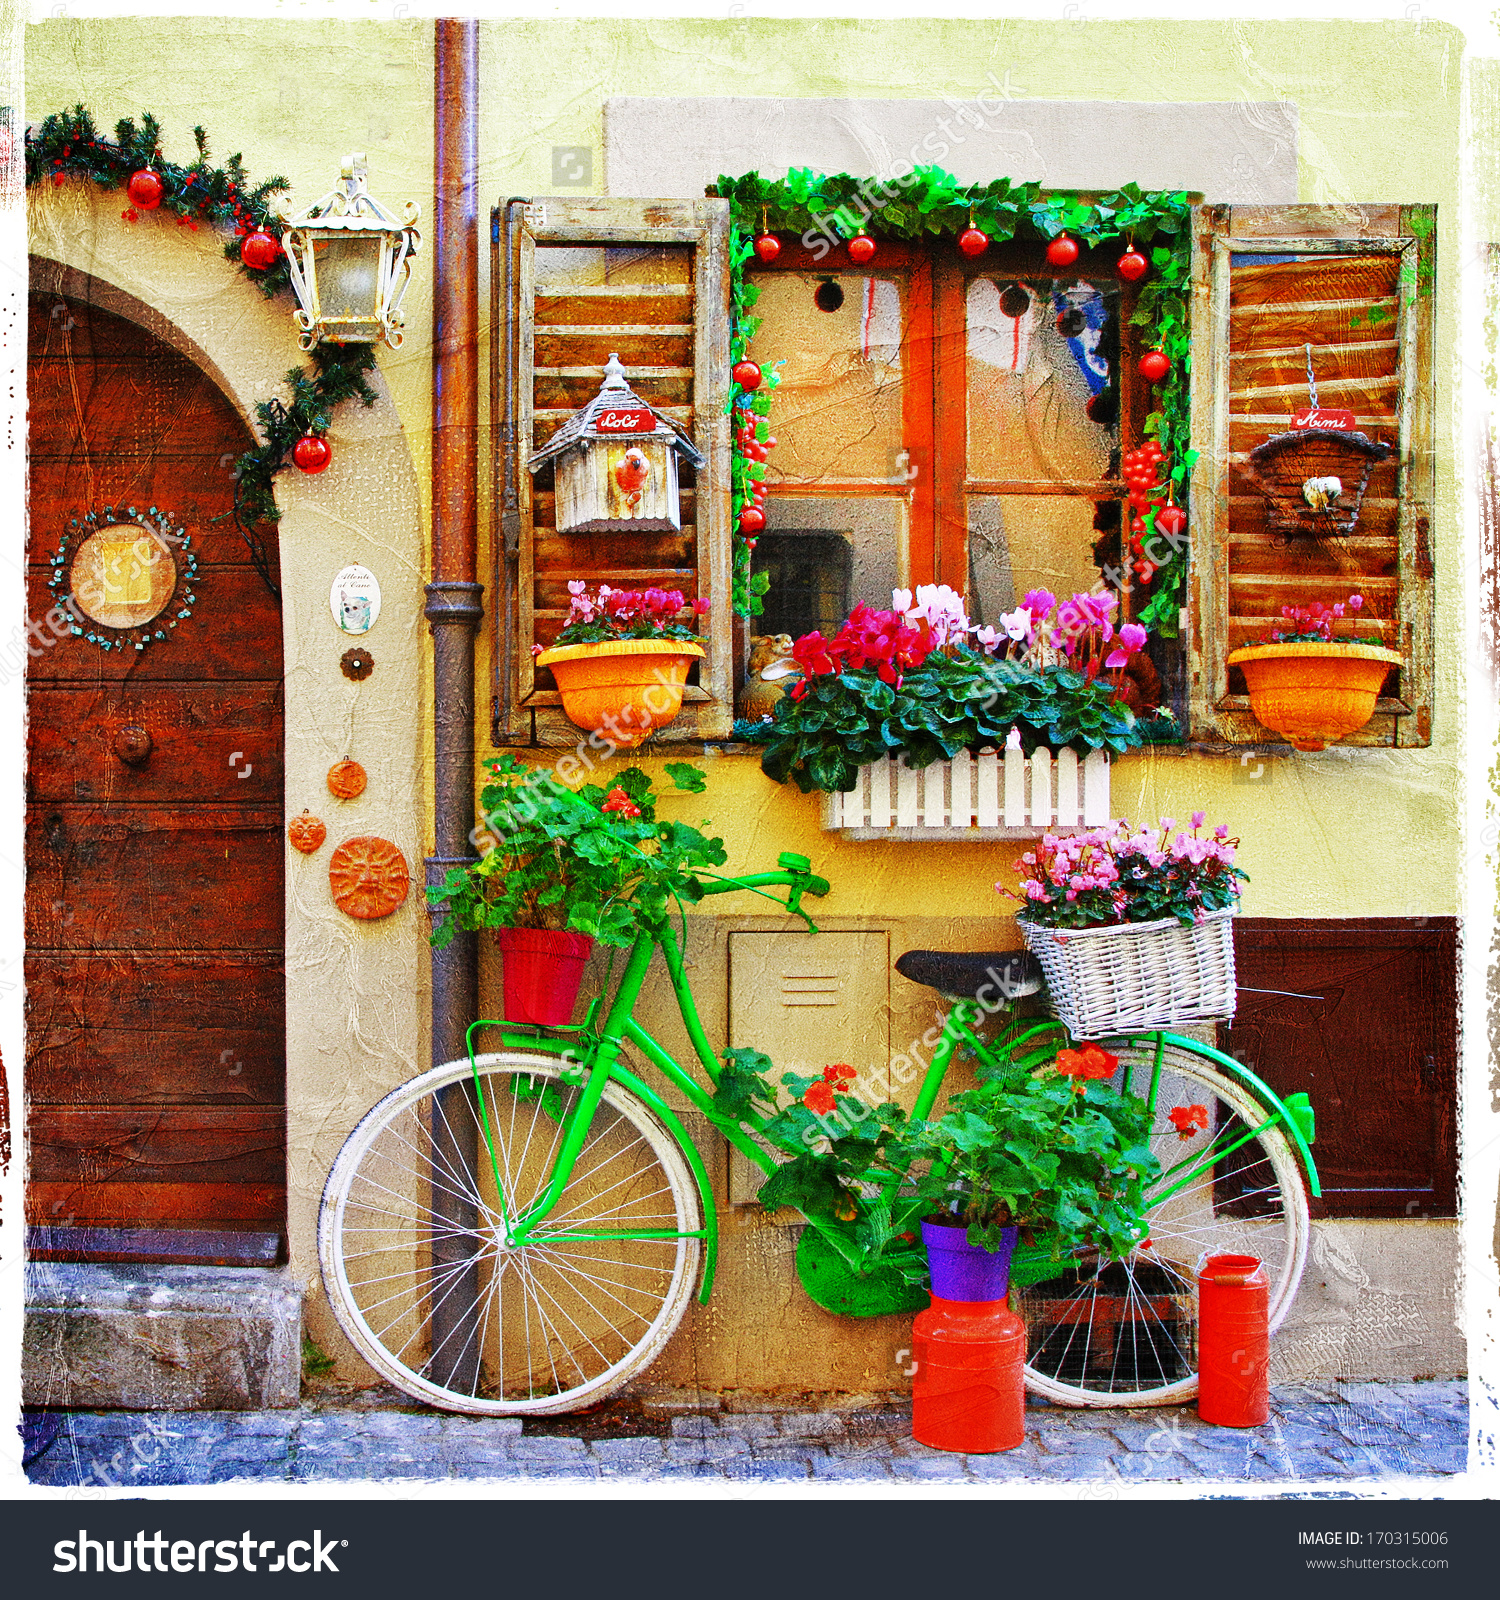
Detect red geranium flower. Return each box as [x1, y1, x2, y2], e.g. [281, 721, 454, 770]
[823, 1062, 857, 1086]
[600, 786, 642, 818]
[1169, 1103, 1209, 1140]
[1055, 1043, 1119, 1092]
[802, 1080, 837, 1115]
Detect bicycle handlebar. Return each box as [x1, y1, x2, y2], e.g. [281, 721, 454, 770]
[688, 853, 831, 918]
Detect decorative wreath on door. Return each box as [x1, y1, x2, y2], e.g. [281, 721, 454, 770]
[45, 504, 199, 653]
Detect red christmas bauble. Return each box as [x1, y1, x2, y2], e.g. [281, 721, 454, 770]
[958, 226, 990, 258]
[1155, 505, 1187, 538]
[241, 229, 282, 270]
[127, 169, 164, 210]
[1139, 350, 1172, 383]
[293, 434, 332, 474]
[1046, 233, 1080, 267]
[732, 360, 762, 392]
[738, 506, 766, 533]
[754, 233, 782, 263]
[847, 234, 877, 264]
[1117, 248, 1149, 282]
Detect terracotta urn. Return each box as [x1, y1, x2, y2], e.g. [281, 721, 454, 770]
[535, 638, 705, 748]
[1227, 642, 1403, 751]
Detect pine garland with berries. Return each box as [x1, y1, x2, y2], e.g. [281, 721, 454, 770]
[26, 106, 381, 600]
[710, 168, 1195, 626]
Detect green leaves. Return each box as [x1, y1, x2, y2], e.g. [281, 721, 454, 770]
[738, 646, 1144, 796]
[427, 751, 724, 951]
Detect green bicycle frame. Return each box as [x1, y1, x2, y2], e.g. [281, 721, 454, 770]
[463, 867, 828, 1304]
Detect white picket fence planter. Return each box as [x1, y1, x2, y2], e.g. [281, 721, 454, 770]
[820, 746, 1112, 840]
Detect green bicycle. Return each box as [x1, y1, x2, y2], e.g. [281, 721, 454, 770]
[318, 854, 1319, 1414]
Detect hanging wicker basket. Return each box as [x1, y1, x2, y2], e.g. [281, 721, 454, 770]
[1016, 907, 1237, 1037]
[1246, 428, 1392, 539]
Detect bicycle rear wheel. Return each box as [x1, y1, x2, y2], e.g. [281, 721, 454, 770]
[319, 1052, 702, 1415]
[1015, 1038, 1311, 1407]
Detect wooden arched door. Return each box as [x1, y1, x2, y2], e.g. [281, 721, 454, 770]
[26, 289, 286, 1265]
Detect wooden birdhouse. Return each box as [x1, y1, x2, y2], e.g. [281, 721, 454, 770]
[528, 352, 705, 535]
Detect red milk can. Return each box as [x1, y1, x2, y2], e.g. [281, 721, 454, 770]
[911, 1295, 1026, 1453]
[1196, 1253, 1269, 1427]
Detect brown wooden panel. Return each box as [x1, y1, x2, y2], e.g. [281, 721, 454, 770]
[28, 1109, 285, 1186]
[533, 329, 693, 368]
[1229, 255, 1400, 308]
[26, 806, 283, 950]
[26, 1026, 283, 1107]
[25, 564, 283, 682]
[28, 1182, 284, 1228]
[1218, 919, 1457, 1218]
[1230, 341, 1398, 390]
[28, 684, 284, 805]
[25, 952, 283, 1032]
[1230, 498, 1399, 541]
[533, 372, 692, 411]
[1229, 572, 1398, 615]
[534, 289, 693, 327]
[1228, 300, 1400, 348]
[28, 1226, 282, 1267]
[1229, 373, 1399, 416]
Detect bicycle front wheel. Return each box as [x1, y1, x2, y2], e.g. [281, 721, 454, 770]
[319, 1052, 702, 1415]
[1016, 1038, 1311, 1408]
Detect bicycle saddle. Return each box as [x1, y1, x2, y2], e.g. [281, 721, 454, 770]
[894, 949, 1044, 1004]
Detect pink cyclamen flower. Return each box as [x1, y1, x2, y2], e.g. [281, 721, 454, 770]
[1119, 622, 1147, 653]
[1191, 811, 1206, 829]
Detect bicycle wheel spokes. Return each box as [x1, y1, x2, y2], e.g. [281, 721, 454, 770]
[1017, 1039, 1310, 1407]
[321, 1054, 701, 1415]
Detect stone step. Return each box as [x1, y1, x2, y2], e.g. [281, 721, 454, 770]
[24, 1262, 303, 1411]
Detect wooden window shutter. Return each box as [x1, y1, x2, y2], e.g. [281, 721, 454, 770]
[492, 197, 733, 745]
[1186, 204, 1435, 746]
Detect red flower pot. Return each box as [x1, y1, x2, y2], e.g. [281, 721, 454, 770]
[496, 927, 595, 1026]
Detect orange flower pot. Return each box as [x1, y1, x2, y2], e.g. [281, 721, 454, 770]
[1227, 642, 1403, 752]
[535, 638, 706, 748]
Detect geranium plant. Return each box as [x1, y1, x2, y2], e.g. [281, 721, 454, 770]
[714, 1043, 1160, 1266]
[1003, 812, 1247, 930]
[550, 581, 709, 647]
[737, 584, 1169, 794]
[426, 753, 726, 949]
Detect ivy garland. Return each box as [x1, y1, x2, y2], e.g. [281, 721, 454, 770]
[25, 106, 380, 602]
[710, 168, 1196, 632]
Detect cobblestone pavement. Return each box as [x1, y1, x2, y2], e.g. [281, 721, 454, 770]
[21, 1380, 1468, 1489]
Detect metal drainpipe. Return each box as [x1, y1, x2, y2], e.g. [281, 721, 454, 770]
[425, 16, 483, 1390]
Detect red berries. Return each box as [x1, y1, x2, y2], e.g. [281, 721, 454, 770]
[732, 360, 762, 392]
[738, 506, 765, 533]
[847, 234, 876, 264]
[292, 434, 332, 474]
[1139, 349, 1172, 383]
[1046, 233, 1080, 268]
[753, 233, 781, 263]
[127, 169, 164, 210]
[958, 225, 989, 258]
[240, 229, 282, 271]
[1120, 440, 1180, 586]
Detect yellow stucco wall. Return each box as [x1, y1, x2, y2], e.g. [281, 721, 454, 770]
[23, 14, 1471, 1391]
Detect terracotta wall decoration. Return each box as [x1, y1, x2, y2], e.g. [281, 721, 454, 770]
[329, 835, 410, 920]
[288, 810, 327, 853]
[327, 759, 367, 799]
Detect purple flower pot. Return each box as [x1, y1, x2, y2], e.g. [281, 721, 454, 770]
[922, 1219, 1019, 1302]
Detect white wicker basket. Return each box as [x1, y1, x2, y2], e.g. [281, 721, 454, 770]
[1016, 907, 1237, 1037]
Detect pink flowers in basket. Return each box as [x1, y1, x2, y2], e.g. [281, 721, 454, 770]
[1001, 813, 1248, 931]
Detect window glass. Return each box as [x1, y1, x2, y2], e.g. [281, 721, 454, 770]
[757, 496, 905, 621]
[746, 273, 905, 484]
[966, 275, 1118, 484]
[966, 495, 1110, 630]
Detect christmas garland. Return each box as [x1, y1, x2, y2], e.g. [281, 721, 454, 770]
[710, 168, 1195, 629]
[25, 106, 379, 601]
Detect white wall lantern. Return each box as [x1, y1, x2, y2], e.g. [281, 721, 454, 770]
[275, 154, 421, 350]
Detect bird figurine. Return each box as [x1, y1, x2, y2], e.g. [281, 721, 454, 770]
[612, 447, 652, 515]
[738, 634, 801, 722]
[1302, 475, 1343, 513]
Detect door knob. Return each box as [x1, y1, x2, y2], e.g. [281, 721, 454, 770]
[113, 724, 153, 765]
